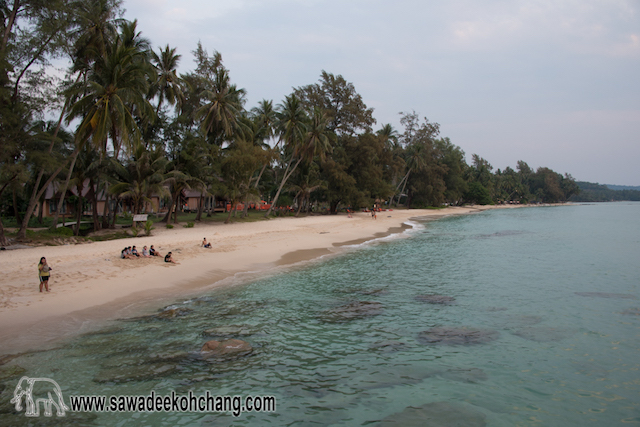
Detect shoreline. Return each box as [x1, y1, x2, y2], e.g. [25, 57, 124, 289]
[0, 205, 527, 355]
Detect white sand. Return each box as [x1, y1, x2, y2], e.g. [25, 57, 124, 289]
[0, 206, 515, 353]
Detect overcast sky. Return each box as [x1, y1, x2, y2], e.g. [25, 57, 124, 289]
[123, 0, 640, 185]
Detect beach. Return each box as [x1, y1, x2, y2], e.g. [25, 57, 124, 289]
[0, 206, 510, 354]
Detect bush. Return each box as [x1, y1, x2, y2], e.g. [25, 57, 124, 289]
[166, 224, 173, 229]
[131, 226, 139, 237]
[184, 221, 194, 228]
[144, 219, 154, 236]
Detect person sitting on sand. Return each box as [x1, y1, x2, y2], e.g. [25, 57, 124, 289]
[141, 245, 151, 257]
[164, 251, 178, 264]
[121, 247, 133, 259]
[202, 238, 212, 248]
[38, 256, 51, 292]
[149, 245, 161, 257]
[131, 245, 140, 257]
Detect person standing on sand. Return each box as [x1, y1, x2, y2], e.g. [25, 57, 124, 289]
[38, 257, 52, 292]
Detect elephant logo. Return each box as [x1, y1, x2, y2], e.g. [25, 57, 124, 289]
[10, 376, 69, 417]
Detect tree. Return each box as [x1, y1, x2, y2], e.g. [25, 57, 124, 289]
[195, 60, 245, 145]
[220, 139, 264, 223]
[265, 98, 333, 217]
[109, 143, 169, 215]
[67, 19, 154, 158]
[294, 70, 375, 137]
[149, 44, 184, 115]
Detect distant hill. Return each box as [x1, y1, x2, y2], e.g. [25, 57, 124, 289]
[606, 184, 640, 191]
[571, 182, 640, 202]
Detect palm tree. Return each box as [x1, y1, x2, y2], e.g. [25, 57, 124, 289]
[15, 0, 124, 239]
[110, 143, 169, 215]
[149, 44, 184, 115]
[67, 20, 154, 158]
[394, 142, 428, 206]
[196, 68, 246, 144]
[266, 100, 333, 217]
[62, 20, 154, 229]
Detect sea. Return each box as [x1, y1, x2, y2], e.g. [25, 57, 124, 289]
[1, 202, 639, 426]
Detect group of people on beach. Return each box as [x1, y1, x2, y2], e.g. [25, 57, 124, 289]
[120, 245, 160, 259]
[120, 245, 178, 264]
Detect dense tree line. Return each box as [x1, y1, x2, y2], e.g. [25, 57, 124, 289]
[570, 182, 640, 202]
[0, 0, 579, 245]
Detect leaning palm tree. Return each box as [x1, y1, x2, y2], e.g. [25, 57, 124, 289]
[265, 101, 333, 217]
[393, 142, 428, 206]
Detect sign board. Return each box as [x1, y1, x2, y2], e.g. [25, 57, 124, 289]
[133, 214, 148, 222]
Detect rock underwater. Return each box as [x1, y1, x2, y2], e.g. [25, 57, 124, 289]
[321, 301, 383, 322]
[200, 339, 253, 359]
[415, 294, 456, 305]
[376, 401, 487, 426]
[417, 327, 499, 345]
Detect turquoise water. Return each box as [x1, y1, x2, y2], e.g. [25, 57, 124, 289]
[1, 203, 639, 426]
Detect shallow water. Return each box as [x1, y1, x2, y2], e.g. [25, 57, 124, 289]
[1, 203, 639, 426]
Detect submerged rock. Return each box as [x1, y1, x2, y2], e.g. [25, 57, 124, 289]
[575, 292, 637, 299]
[417, 327, 499, 345]
[203, 325, 256, 337]
[0, 365, 25, 381]
[415, 294, 456, 305]
[369, 340, 408, 353]
[376, 401, 486, 426]
[200, 339, 253, 359]
[322, 301, 384, 322]
[437, 367, 488, 383]
[513, 326, 573, 342]
[156, 307, 194, 319]
[93, 363, 177, 383]
[361, 288, 390, 296]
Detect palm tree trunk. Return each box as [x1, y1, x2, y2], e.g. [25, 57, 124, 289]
[74, 191, 83, 236]
[161, 190, 176, 223]
[102, 192, 110, 229]
[90, 181, 99, 231]
[265, 156, 302, 217]
[399, 169, 411, 206]
[51, 150, 79, 229]
[110, 197, 119, 228]
[0, 217, 7, 247]
[12, 188, 23, 226]
[295, 195, 303, 217]
[173, 193, 180, 224]
[195, 192, 204, 221]
[242, 195, 250, 218]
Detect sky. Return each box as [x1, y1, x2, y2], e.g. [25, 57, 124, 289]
[122, 0, 640, 185]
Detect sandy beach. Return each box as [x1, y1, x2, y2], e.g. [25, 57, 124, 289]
[0, 206, 512, 354]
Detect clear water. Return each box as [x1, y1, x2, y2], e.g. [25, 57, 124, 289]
[2, 203, 639, 426]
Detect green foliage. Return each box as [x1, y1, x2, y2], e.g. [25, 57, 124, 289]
[184, 221, 194, 228]
[144, 219, 154, 236]
[464, 182, 493, 205]
[166, 224, 174, 229]
[130, 226, 139, 237]
[571, 182, 638, 202]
